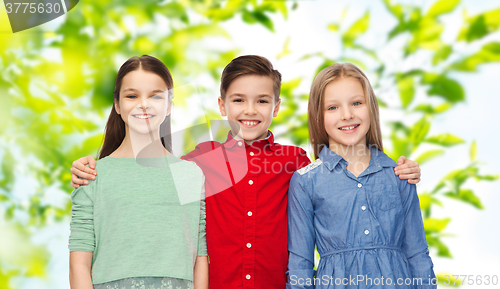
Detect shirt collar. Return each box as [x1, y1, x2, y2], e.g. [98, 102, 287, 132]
[223, 131, 277, 150]
[319, 145, 396, 171]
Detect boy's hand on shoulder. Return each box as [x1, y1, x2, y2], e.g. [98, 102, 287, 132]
[70, 156, 97, 188]
[394, 156, 421, 184]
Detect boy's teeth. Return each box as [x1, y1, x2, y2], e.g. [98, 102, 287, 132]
[242, 121, 258, 126]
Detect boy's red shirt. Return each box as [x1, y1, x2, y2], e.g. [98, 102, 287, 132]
[182, 131, 310, 289]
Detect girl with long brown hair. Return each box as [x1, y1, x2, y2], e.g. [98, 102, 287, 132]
[68, 55, 208, 289]
[286, 63, 436, 288]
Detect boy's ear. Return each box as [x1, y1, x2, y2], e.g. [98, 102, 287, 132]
[273, 98, 281, 117]
[218, 96, 227, 117]
[114, 99, 121, 115]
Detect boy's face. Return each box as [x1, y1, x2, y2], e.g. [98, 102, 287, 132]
[218, 75, 281, 143]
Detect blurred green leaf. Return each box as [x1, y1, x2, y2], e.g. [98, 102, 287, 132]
[432, 45, 452, 65]
[342, 12, 370, 47]
[415, 149, 445, 165]
[444, 189, 483, 209]
[409, 116, 431, 148]
[422, 73, 465, 103]
[427, 235, 452, 257]
[424, 217, 450, 233]
[458, 8, 500, 42]
[426, 0, 460, 18]
[425, 133, 464, 147]
[396, 74, 415, 108]
[382, 0, 404, 21]
[470, 140, 477, 161]
[449, 42, 500, 71]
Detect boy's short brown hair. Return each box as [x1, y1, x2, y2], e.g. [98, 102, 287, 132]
[220, 55, 282, 102]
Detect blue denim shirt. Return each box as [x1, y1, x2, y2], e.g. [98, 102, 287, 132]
[286, 146, 436, 289]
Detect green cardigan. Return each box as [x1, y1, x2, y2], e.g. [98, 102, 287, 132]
[69, 155, 207, 284]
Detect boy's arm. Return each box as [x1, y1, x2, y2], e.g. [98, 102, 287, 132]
[193, 256, 209, 289]
[69, 251, 93, 289]
[70, 156, 97, 188]
[395, 156, 421, 184]
[399, 180, 437, 288]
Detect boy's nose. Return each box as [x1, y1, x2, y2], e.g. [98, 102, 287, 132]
[244, 104, 257, 115]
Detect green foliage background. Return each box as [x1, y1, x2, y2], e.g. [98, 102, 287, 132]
[0, 0, 499, 287]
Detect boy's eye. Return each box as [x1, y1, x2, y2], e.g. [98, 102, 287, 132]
[233, 99, 243, 102]
[258, 100, 269, 103]
[152, 95, 164, 100]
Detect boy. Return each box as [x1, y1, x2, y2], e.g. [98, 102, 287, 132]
[70, 55, 421, 289]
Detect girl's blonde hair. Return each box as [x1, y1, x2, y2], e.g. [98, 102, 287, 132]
[308, 63, 383, 159]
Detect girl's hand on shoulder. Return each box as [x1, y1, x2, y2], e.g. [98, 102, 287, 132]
[394, 156, 421, 184]
[70, 156, 97, 188]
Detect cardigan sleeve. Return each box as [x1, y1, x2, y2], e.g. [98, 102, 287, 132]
[197, 174, 208, 257]
[68, 186, 95, 252]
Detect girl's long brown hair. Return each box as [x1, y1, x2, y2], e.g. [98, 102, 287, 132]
[308, 63, 383, 159]
[98, 55, 174, 159]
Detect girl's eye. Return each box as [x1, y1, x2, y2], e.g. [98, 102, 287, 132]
[353, 101, 362, 106]
[152, 95, 164, 100]
[327, 106, 337, 111]
[126, 95, 137, 99]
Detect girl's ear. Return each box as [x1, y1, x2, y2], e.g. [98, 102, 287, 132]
[218, 96, 227, 117]
[114, 99, 121, 115]
[273, 98, 281, 117]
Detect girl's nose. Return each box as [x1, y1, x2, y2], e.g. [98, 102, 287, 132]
[340, 107, 354, 121]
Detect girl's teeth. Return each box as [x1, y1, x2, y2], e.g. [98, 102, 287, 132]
[134, 115, 152, 119]
[340, 125, 358, 130]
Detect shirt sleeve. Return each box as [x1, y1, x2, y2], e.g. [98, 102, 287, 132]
[286, 172, 315, 289]
[68, 186, 95, 252]
[399, 180, 436, 289]
[197, 174, 208, 257]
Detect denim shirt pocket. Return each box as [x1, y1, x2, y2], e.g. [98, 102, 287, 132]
[369, 184, 400, 211]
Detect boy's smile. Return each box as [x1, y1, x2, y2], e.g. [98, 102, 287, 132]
[218, 75, 281, 143]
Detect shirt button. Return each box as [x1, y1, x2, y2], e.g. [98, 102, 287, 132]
[246, 274, 251, 280]
[250, 152, 254, 156]
[248, 180, 254, 185]
[358, 183, 362, 188]
[364, 230, 369, 235]
[247, 211, 253, 217]
[238, 141, 243, 146]
[246, 243, 252, 248]
[361, 206, 366, 211]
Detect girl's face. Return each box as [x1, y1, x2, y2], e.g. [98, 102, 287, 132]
[115, 69, 171, 135]
[323, 77, 370, 150]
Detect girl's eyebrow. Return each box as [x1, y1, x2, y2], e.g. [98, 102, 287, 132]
[122, 88, 166, 93]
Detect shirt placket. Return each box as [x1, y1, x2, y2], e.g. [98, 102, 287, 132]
[243, 146, 257, 288]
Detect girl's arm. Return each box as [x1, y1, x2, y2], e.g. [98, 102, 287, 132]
[286, 173, 315, 289]
[69, 251, 93, 289]
[399, 180, 437, 288]
[69, 186, 96, 288]
[395, 156, 421, 184]
[70, 155, 97, 188]
[193, 256, 209, 289]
